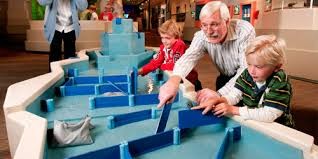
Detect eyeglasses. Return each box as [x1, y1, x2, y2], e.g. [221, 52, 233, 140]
[201, 21, 223, 30]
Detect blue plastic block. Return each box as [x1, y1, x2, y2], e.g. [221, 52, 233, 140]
[156, 103, 172, 134]
[134, 94, 159, 105]
[120, 141, 132, 159]
[178, 109, 225, 129]
[67, 144, 120, 159]
[64, 85, 95, 96]
[60, 86, 66, 97]
[173, 127, 180, 145]
[95, 85, 100, 95]
[104, 33, 145, 55]
[107, 116, 115, 129]
[128, 130, 174, 157]
[112, 18, 133, 33]
[112, 109, 152, 128]
[99, 83, 128, 94]
[74, 76, 99, 85]
[46, 99, 55, 112]
[129, 67, 138, 95]
[128, 95, 134, 106]
[151, 107, 157, 119]
[94, 96, 129, 108]
[67, 68, 78, 77]
[89, 97, 95, 109]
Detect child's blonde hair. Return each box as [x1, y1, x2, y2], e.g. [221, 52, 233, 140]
[245, 34, 287, 66]
[158, 20, 182, 39]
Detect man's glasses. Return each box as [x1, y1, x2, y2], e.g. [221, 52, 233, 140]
[201, 21, 223, 30]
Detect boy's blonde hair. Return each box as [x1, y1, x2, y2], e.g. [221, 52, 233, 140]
[199, 1, 230, 21]
[245, 35, 287, 66]
[158, 19, 182, 39]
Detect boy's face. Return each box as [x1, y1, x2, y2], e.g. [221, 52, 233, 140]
[246, 54, 281, 82]
[200, 10, 228, 44]
[160, 33, 177, 49]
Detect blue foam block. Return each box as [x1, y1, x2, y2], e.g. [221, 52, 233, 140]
[129, 130, 174, 157]
[64, 86, 95, 96]
[67, 144, 120, 159]
[112, 18, 133, 33]
[64, 78, 73, 86]
[74, 77, 99, 85]
[113, 109, 152, 128]
[134, 94, 159, 105]
[129, 67, 138, 94]
[94, 96, 129, 108]
[120, 142, 133, 159]
[178, 109, 225, 129]
[67, 68, 78, 77]
[103, 75, 128, 83]
[155, 103, 172, 134]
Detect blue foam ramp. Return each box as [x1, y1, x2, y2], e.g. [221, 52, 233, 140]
[94, 96, 129, 108]
[155, 103, 172, 134]
[114, 109, 152, 127]
[107, 81, 127, 95]
[178, 109, 225, 129]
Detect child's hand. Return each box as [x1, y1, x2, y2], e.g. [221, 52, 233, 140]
[213, 103, 239, 117]
[137, 68, 143, 75]
[196, 88, 220, 104]
[191, 97, 227, 115]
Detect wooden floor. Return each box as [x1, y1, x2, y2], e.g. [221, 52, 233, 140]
[0, 36, 317, 158]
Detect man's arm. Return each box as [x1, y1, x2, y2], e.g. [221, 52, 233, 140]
[217, 27, 255, 96]
[173, 32, 205, 79]
[157, 75, 182, 108]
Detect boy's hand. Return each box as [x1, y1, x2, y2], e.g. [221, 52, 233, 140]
[157, 75, 182, 108]
[213, 103, 239, 117]
[196, 88, 220, 104]
[191, 97, 227, 115]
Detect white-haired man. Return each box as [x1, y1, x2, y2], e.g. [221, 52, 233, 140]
[157, 1, 255, 108]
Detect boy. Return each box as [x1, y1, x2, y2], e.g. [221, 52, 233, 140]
[192, 35, 294, 127]
[138, 20, 202, 91]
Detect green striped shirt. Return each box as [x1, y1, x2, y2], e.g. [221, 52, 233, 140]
[235, 69, 294, 127]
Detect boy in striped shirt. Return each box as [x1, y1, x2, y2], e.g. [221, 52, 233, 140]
[192, 35, 294, 127]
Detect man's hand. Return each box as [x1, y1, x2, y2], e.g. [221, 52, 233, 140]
[191, 97, 227, 115]
[196, 88, 220, 104]
[157, 75, 182, 108]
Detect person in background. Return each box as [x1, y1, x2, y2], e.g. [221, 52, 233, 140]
[157, 1, 255, 108]
[192, 35, 294, 127]
[37, 0, 88, 71]
[88, 4, 98, 20]
[138, 19, 202, 91]
[99, 3, 113, 21]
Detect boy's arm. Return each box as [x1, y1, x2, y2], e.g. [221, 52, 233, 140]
[75, 0, 88, 11]
[238, 106, 283, 122]
[139, 48, 165, 76]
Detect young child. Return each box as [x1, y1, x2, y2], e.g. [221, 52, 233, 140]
[138, 20, 202, 91]
[99, 4, 114, 21]
[192, 35, 294, 127]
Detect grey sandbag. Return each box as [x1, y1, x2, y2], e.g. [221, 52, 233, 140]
[52, 116, 94, 147]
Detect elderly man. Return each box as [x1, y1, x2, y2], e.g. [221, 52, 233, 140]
[157, 1, 255, 108]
